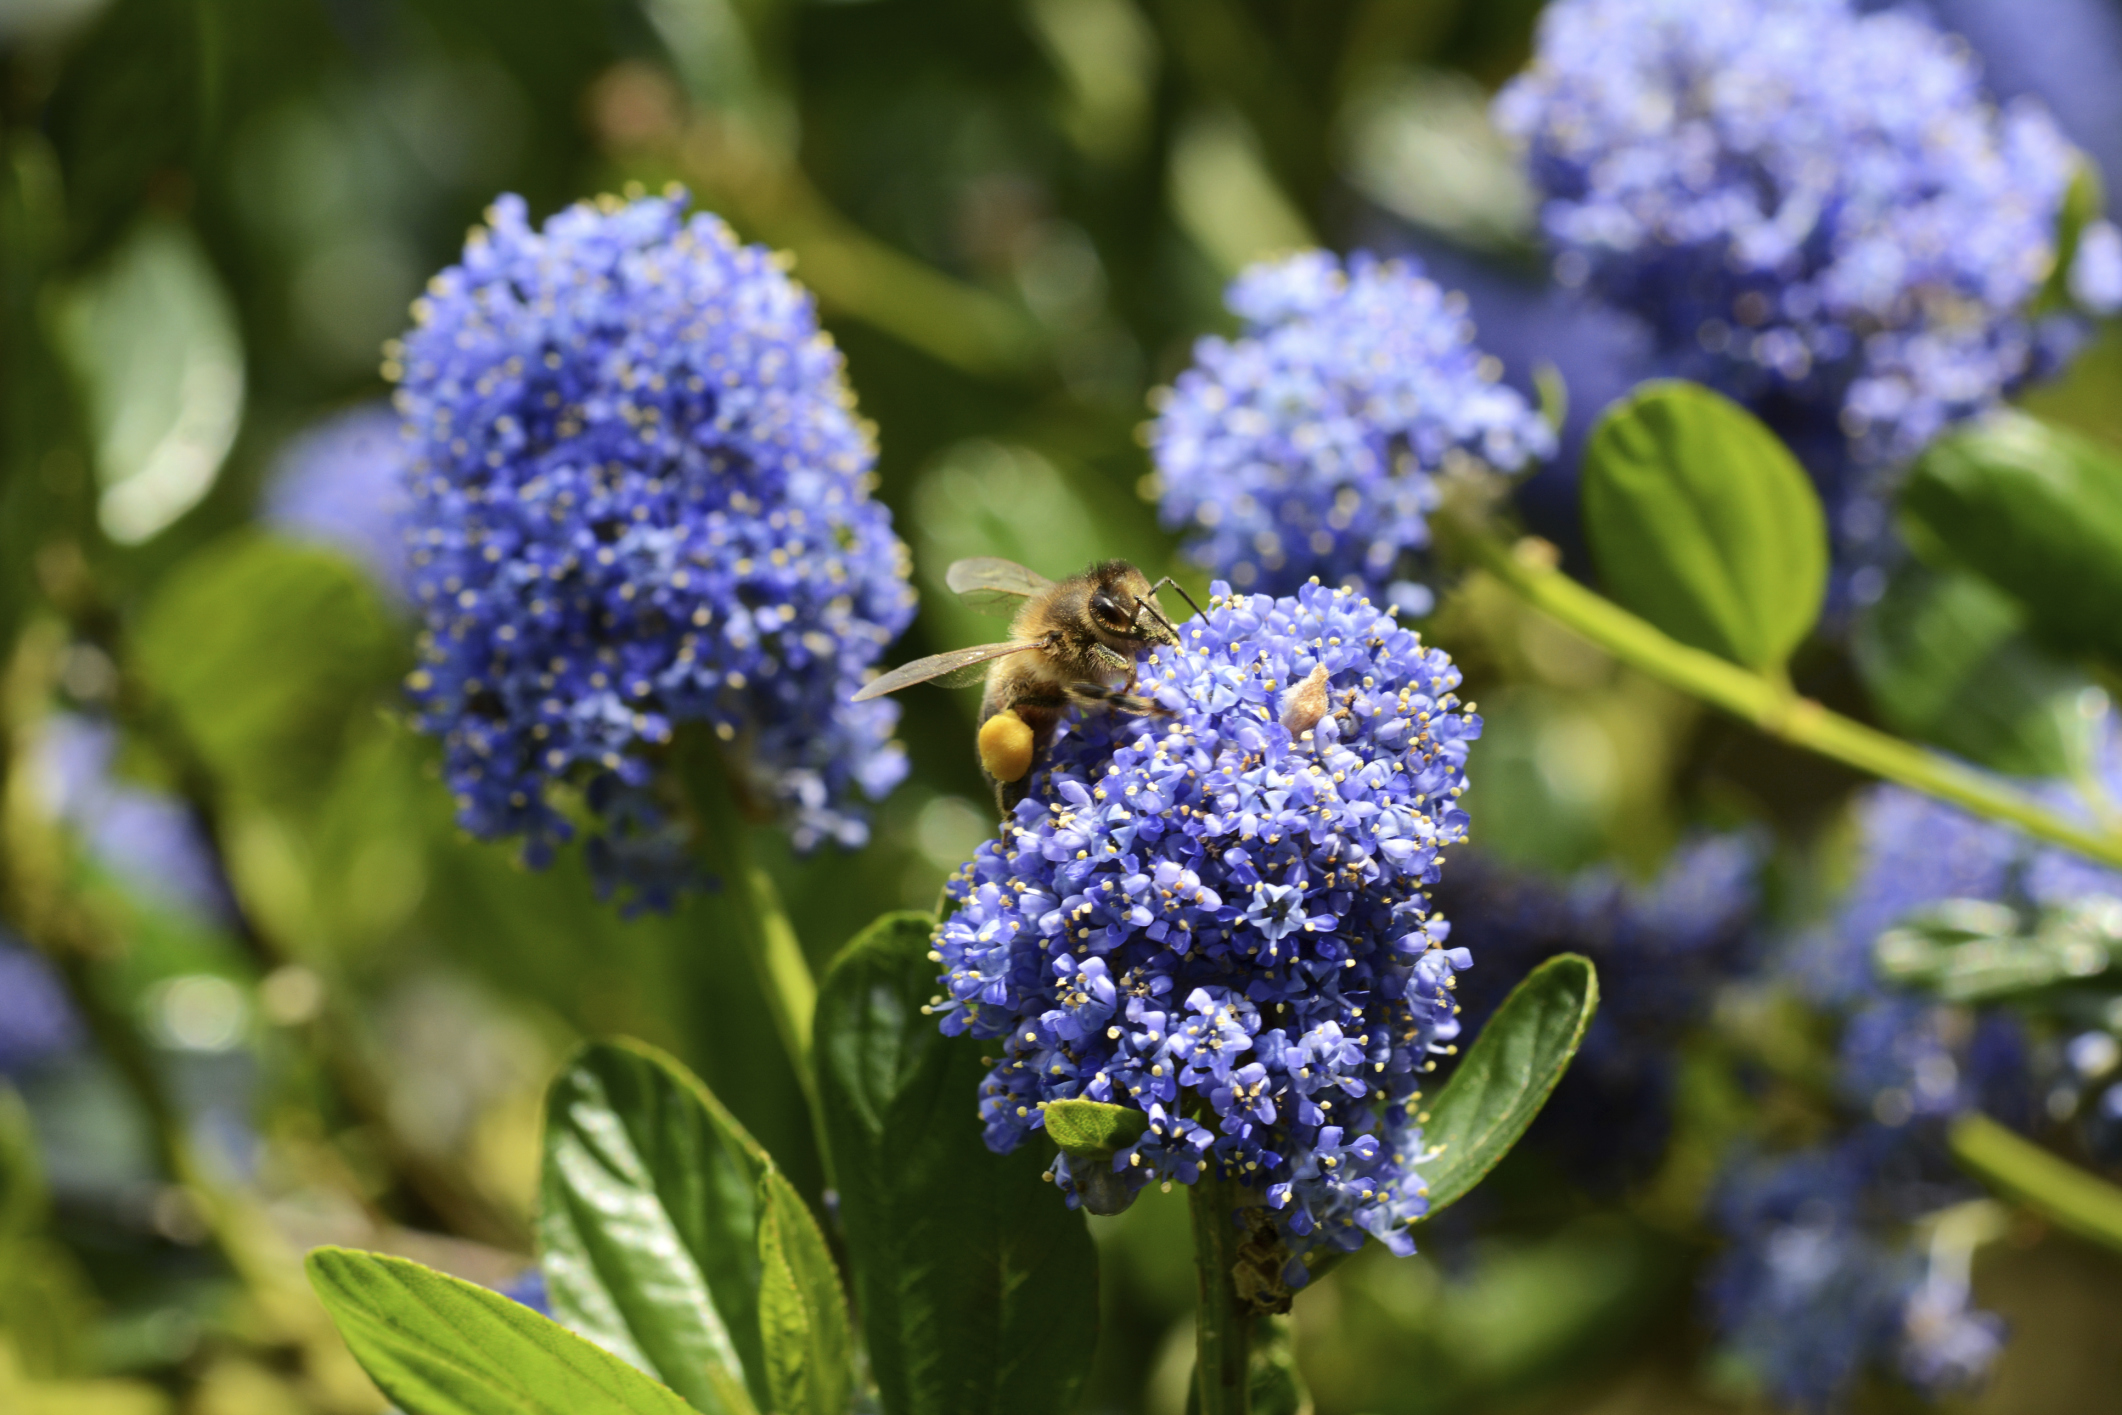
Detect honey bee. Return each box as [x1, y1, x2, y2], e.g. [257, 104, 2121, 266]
[853, 558, 1194, 811]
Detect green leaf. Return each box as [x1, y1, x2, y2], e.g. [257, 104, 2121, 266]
[1852, 562, 2095, 778]
[1418, 954, 1599, 1215]
[53, 215, 241, 542]
[305, 1247, 703, 1415]
[1902, 412, 2122, 664]
[1874, 896, 2122, 1003]
[1951, 1113, 2122, 1258]
[536, 1040, 774, 1415]
[816, 911, 1100, 1415]
[2034, 159, 2107, 316]
[0, 1085, 46, 1247]
[133, 532, 402, 811]
[754, 1169, 853, 1415]
[1582, 381, 1827, 672]
[1041, 1099, 1148, 1157]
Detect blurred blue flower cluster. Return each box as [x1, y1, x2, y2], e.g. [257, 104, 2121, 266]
[37, 713, 229, 923]
[0, 938, 80, 1077]
[936, 582, 1478, 1270]
[1709, 725, 2122, 1405]
[263, 403, 412, 600]
[393, 192, 916, 906]
[1709, 1138, 2007, 1410]
[1152, 251, 1554, 607]
[1437, 834, 1761, 1185]
[1495, 0, 2114, 589]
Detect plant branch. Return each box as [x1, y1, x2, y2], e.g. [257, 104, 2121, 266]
[1436, 508, 2122, 872]
[1950, 1113, 2122, 1256]
[1189, 1173, 1253, 1415]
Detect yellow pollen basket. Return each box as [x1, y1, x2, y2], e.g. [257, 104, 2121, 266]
[978, 709, 1036, 782]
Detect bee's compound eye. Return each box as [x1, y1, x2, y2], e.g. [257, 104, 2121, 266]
[1090, 593, 1126, 626]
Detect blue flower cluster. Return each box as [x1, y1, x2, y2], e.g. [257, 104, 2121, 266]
[263, 403, 413, 601]
[934, 582, 1478, 1271]
[1151, 251, 1554, 607]
[1436, 834, 1760, 1186]
[1710, 726, 2122, 1406]
[394, 192, 916, 905]
[0, 936, 80, 1076]
[1495, 0, 2091, 579]
[1710, 1137, 2007, 1410]
[38, 714, 229, 923]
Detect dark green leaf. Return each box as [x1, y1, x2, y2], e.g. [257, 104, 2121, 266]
[1852, 562, 2094, 778]
[816, 911, 1100, 1415]
[1951, 1113, 2122, 1257]
[305, 1247, 704, 1415]
[537, 1040, 774, 1414]
[1419, 954, 1599, 1214]
[1582, 381, 1827, 671]
[754, 1169, 853, 1415]
[132, 532, 403, 811]
[1902, 412, 2122, 664]
[1042, 1099, 1148, 1157]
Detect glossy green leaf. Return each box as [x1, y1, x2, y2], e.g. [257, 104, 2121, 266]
[1582, 381, 1827, 671]
[305, 1247, 704, 1415]
[1902, 411, 2122, 664]
[1419, 954, 1599, 1214]
[133, 532, 403, 811]
[755, 1169, 853, 1415]
[816, 911, 1100, 1415]
[1951, 1113, 2122, 1257]
[537, 1040, 773, 1414]
[1852, 562, 2094, 778]
[1042, 1098, 1148, 1157]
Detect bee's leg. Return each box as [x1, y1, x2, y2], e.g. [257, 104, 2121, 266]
[1066, 682, 1170, 718]
[1085, 641, 1146, 694]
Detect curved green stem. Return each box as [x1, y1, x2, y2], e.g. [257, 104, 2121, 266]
[1951, 1113, 2122, 1256]
[1189, 1174, 1253, 1415]
[1439, 510, 2122, 872]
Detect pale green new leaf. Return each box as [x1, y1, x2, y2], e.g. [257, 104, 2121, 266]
[306, 1247, 701, 1415]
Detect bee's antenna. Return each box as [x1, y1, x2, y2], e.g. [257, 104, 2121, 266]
[1142, 576, 1203, 620]
[1130, 596, 1177, 641]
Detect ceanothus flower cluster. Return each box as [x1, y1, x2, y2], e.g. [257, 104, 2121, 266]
[1710, 722, 2122, 1407]
[934, 582, 1479, 1274]
[264, 403, 413, 602]
[1151, 251, 1554, 608]
[395, 192, 915, 906]
[1495, 0, 2100, 573]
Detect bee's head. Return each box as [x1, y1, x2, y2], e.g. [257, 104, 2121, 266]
[1086, 561, 1180, 649]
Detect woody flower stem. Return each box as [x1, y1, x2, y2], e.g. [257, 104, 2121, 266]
[1190, 1172, 1254, 1415]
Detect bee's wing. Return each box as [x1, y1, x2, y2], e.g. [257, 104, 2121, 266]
[851, 641, 1043, 700]
[946, 557, 1055, 617]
